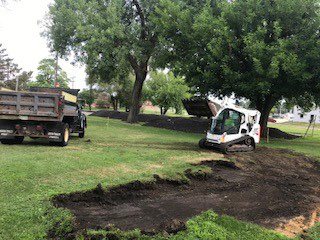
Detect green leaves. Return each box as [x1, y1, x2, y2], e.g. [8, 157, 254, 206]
[156, 0, 320, 117]
[145, 71, 190, 114]
[0, 44, 31, 91]
[31, 58, 70, 88]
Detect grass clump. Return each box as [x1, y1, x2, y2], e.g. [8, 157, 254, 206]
[86, 211, 289, 240]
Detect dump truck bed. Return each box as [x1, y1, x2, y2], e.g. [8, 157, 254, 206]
[0, 90, 78, 122]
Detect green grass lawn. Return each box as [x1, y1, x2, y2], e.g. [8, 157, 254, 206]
[265, 122, 320, 159]
[0, 117, 220, 240]
[0, 117, 318, 240]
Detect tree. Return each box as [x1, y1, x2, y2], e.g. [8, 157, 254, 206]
[145, 71, 190, 115]
[31, 58, 70, 88]
[4, 71, 33, 91]
[156, 0, 320, 136]
[78, 89, 96, 110]
[45, 0, 167, 123]
[0, 44, 23, 90]
[118, 74, 135, 112]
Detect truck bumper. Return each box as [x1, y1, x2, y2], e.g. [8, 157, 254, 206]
[0, 120, 63, 142]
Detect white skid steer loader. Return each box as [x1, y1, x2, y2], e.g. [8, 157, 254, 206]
[183, 98, 261, 153]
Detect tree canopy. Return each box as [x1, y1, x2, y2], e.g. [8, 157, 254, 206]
[145, 71, 190, 115]
[79, 88, 96, 110]
[46, 0, 165, 122]
[156, 0, 320, 134]
[31, 58, 70, 88]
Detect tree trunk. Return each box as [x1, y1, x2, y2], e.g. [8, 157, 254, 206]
[112, 97, 118, 111]
[127, 69, 147, 123]
[260, 108, 271, 138]
[89, 84, 93, 111]
[256, 96, 278, 138]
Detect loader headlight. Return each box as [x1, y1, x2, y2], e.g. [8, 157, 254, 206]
[220, 133, 227, 143]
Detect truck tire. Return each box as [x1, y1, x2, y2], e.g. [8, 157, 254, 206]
[79, 128, 85, 138]
[79, 118, 85, 138]
[59, 123, 70, 147]
[1, 136, 24, 145]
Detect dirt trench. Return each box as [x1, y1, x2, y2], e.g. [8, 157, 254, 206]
[53, 147, 320, 237]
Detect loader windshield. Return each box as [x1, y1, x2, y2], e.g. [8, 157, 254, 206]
[211, 109, 244, 135]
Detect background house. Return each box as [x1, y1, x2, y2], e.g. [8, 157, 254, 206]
[291, 106, 320, 123]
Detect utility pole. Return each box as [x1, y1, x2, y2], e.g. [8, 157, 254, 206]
[15, 76, 19, 91]
[70, 79, 75, 89]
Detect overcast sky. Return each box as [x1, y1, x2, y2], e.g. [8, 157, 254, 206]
[0, 0, 87, 90]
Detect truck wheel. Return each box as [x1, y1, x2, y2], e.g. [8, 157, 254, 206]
[59, 124, 70, 147]
[1, 136, 24, 145]
[79, 128, 85, 138]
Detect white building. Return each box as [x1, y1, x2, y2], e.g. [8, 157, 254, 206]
[292, 106, 320, 123]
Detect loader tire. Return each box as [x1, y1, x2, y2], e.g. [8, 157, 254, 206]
[199, 138, 207, 149]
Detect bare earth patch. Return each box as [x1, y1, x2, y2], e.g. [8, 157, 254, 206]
[53, 147, 320, 237]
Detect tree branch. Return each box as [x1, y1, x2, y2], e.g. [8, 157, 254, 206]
[128, 54, 139, 71]
[132, 0, 147, 40]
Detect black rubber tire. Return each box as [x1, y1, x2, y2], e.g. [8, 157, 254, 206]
[1, 136, 24, 145]
[199, 138, 207, 149]
[58, 124, 70, 147]
[244, 138, 253, 146]
[223, 146, 232, 155]
[79, 128, 85, 138]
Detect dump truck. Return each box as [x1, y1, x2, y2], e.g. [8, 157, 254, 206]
[0, 87, 87, 146]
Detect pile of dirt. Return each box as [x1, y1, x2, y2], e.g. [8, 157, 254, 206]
[92, 110, 301, 139]
[269, 128, 301, 140]
[53, 147, 320, 238]
[91, 110, 211, 134]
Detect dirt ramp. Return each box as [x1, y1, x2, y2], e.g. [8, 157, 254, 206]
[269, 128, 301, 140]
[53, 148, 320, 237]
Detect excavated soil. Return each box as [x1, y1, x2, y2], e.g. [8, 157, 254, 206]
[92, 110, 211, 134]
[53, 147, 320, 237]
[92, 110, 300, 139]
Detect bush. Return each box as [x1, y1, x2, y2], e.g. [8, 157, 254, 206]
[96, 99, 110, 109]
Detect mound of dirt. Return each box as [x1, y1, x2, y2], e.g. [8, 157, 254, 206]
[92, 110, 301, 139]
[91, 110, 211, 134]
[53, 147, 320, 238]
[269, 128, 301, 140]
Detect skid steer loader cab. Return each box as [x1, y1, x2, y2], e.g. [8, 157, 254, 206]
[200, 107, 261, 153]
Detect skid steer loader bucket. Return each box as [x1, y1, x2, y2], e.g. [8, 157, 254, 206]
[183, 99, 221, 118]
